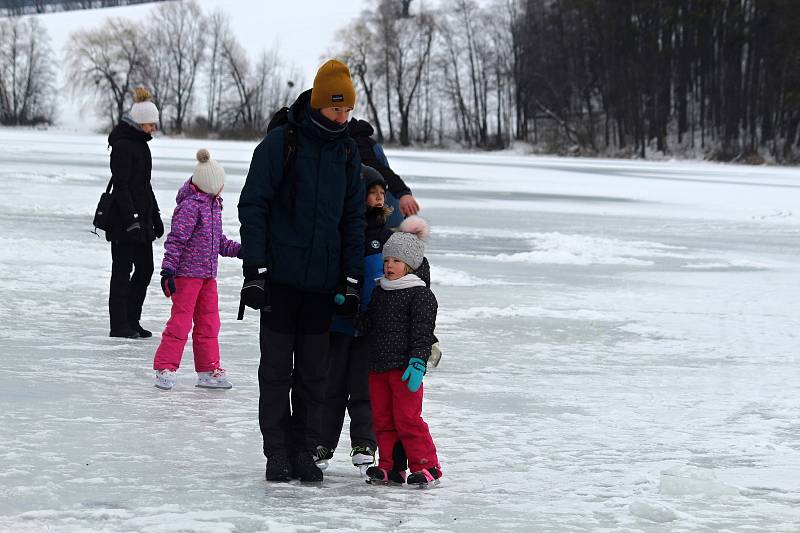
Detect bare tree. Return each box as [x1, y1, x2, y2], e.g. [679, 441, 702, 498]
[0, 16, 56, 125]
[65, 17, 147, 128]
[218, 35, 255, 132]
[389, 9, 435, 145]
[150, 0, 206, 134]
[204, 9, 229, 132]
[334, 18, 385, 141]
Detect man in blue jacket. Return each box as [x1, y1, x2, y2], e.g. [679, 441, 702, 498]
[238, 59, 364, 483]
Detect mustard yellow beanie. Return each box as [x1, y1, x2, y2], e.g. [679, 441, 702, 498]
[310, 59, 356, 110]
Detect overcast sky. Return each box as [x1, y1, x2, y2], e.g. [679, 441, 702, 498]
[38, 0, 371, 127]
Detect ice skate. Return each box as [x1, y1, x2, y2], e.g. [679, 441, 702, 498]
[351, 445, 375, 476]
[365, 466, 406, 485]
[313, 445, 333, 471]
[153, 369, 177, 390]
[406, 466, 442, 488]
[195, 368, 232, 389]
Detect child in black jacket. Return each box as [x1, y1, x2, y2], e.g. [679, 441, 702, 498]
[360, 216, 441, 486]
[316, 165, 394, 473]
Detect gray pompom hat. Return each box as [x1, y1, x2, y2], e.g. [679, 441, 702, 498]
[383, 216, 430, 270]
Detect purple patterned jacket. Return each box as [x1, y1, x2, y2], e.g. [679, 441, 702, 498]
[161, 180, 241, 278]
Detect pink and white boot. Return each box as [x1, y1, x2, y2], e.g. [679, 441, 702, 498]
[406, 466, 442, 487]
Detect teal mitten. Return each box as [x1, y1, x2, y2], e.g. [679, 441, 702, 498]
[401, 357, 427, 392]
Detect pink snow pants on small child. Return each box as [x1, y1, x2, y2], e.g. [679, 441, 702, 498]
[153, 277, 221, 372]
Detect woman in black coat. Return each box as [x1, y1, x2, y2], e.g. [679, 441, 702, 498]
[106, 88, 163, 338]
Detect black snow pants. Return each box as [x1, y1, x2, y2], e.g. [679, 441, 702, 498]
[109, 240, 154, 333]
[258, 283, 334, 459]
[319, 332, 376, 452]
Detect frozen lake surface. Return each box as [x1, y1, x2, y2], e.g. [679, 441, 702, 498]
[1, 128, 799, 531]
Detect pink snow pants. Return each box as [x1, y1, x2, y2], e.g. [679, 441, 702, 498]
[369, 369, 439, 473]
[153, 277, 221, 372]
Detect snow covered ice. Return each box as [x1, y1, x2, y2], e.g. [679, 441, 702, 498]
[2, 128, 800, 531]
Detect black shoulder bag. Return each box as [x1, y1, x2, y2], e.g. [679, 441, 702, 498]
[91, 178, 114, 236]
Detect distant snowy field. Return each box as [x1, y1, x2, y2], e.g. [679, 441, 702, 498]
[1, 127, 800, 532]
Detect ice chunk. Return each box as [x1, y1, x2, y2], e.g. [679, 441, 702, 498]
[629, 500, 678, 523]
[659, 465, 740, 496]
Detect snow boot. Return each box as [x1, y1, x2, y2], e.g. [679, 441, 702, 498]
[131, 323, 152, 338]
[110, 327, 139, 338]
[292, 452, 323, 482]
[406, 466, 442, 487]
[365, 466, 406, 485]
[313, 445, 333, 471]
[195, 368, 232, 389]
[265, 453, 292, 482]
[351, 445, 376, 475]
[153, 369, 177, 390]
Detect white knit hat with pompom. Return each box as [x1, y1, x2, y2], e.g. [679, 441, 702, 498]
[192, 149, 226, 196]
[383, 215, 430, 270]
[129, 87, 159, 125]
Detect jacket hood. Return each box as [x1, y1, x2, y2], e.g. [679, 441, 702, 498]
[176, 179, 218, 205]
[348, 118, 374, 138]
[415, 257, 432, 288]
[108, 119, 152, 146]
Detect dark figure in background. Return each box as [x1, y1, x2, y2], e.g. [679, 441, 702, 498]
[106, 88, 163, 339]
[348, 118, 421, 225]
[238, 59, 364, 483]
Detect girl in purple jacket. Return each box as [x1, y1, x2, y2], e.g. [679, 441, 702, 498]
[152, 149, 241, 390]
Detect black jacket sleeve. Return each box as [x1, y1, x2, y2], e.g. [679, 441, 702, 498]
[408, 288, 438, 362]
[238, 133, 282, 268]
[110, 140, 138, 222]
[340, 140, 365, 281]
[356, 137, 412, 198]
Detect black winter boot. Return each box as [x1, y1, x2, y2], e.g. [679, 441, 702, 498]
[109, 328, 140, 338]
[131, 323, 152, 338]
[265, 454, 292, 482]
[291, 452, 323, 482]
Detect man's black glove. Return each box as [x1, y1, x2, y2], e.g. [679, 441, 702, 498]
[333, 276, 361, 318]
[241, 266, 268, 310]
[126, 216, 145, 243]
[153, 212, 164, 238]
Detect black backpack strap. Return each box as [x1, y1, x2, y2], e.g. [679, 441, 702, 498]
[105, 178, 113, 193]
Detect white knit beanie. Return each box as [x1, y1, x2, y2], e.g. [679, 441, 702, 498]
[192, 149, 225, 196]
[383, 216, 430, 270]
[129, 87, 159, 125]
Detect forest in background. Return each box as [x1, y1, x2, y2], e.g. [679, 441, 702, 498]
[1, 0, 799, 163]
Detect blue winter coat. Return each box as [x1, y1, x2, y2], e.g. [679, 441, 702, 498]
[331, 208, 393, 336]
[238, 89, 364, 292]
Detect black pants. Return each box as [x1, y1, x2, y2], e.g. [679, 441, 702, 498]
[320, 332, 376, 452]
[258, 284, 333, 458]
[109, 240, 154, 333]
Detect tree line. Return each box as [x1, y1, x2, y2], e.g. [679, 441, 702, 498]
[340, 0, 800, 162]
[1, 0, 798, 162]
